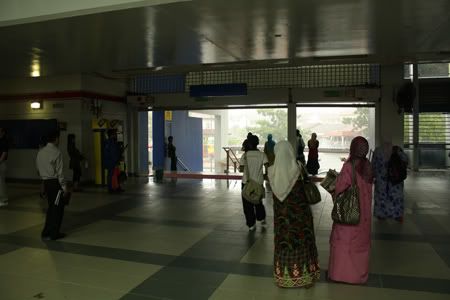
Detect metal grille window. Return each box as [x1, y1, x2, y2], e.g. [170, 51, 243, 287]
[185, 64, 380, 92]
[130, 74, 185, 94]
[404, 113, 450, 145]
[130, 64, 380, 94]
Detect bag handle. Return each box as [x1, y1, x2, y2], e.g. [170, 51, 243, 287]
[243, 153, 249, 182]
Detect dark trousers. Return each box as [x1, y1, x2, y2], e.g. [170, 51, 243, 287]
[241, 183, 266, 227]
[170, 157, 177, 171]
[72, 166, 81, 183]
[41, 179, 65, 239]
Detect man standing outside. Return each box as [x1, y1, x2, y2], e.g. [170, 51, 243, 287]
[36, 130, 68, 240]
[167, 136, 177, 171]
[0, 127, 9, 207]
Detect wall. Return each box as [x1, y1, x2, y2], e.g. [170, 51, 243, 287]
[0, 74, 127, 181]
[0, 75, 82, 93]
[170, 111, 203, 172]
[0, 99, 83, 180]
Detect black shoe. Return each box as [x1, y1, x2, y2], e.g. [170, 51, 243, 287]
[41, 235, 51, 241]
[50, 233, 66, 240]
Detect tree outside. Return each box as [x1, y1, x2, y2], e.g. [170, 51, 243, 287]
[342, 107, 369, 136]
[246, 109, 288, 143]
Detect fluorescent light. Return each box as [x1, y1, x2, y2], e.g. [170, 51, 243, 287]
[30, 101, 42, 109]
[31, 70, 40, 77]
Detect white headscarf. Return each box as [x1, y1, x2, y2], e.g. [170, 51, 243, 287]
[267, 141, 301, 202]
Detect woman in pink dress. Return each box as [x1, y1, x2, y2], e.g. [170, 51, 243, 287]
[328, 136, 373, 284]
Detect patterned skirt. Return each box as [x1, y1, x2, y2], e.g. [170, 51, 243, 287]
[274, 249, 320, 288]
[273, 180, 320, 288]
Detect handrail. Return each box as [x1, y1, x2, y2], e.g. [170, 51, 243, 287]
[223, 147, 241, 173]
[176, 157, 190, 171]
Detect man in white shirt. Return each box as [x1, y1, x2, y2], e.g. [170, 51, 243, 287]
[239, 135, 268, 231]
[36, 130, 68, 240]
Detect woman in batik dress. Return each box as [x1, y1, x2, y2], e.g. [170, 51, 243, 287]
[268, 141, 320, 288]
[372, 142, 408, 222]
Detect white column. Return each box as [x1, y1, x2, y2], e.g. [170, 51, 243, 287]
[378, 64, 404, 147]
[126, 106, 139, 176]
[287, 99, 297, 149]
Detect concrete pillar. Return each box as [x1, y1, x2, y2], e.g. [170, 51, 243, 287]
[287, 89, 297, 149]
[412, 63, 420, 171]
[126, 106, 138, 176]
[377, 64, 404, 147]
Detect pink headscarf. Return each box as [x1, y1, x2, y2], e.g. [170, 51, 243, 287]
[348, 136, 373, 183]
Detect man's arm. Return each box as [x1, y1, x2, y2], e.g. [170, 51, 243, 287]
[55, 152, 67, 192]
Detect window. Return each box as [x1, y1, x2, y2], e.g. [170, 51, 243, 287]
[404, 113, 450, 145]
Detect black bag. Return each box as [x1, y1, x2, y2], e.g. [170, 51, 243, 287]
[388, 151, 407, 185]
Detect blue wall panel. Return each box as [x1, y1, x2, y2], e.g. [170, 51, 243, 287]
[152, 111, 165, 170]
[171, 111, 203, 172]
[189, 83, 247, 97]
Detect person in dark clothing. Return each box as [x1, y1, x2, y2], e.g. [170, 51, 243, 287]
[296, 129, 306, 165]
[167, 136, 177, 171]
[0, 127, 9, 207]
[67, 134, 84, 191]
[36, 130, 70, 240]
[104, 129, 121, 192]
[306, 133, 320, 175]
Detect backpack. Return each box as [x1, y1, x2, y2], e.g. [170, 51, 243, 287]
[387, 151, 407, 185]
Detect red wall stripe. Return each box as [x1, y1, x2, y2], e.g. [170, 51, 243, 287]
[0, 90, 125, 102]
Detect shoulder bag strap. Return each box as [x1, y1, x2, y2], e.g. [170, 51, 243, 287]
[351, 160, 356, 187]
[243, 153, 249, 183]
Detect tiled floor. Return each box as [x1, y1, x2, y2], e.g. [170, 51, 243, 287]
[0, 171, 449, 300]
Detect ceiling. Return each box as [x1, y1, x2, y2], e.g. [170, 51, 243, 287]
[1, 0, 450, 79]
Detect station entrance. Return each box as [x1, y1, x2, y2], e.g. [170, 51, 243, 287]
[147, 105, 375, 176]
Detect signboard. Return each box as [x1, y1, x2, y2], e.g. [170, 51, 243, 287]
[165, 111, 173, 121]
